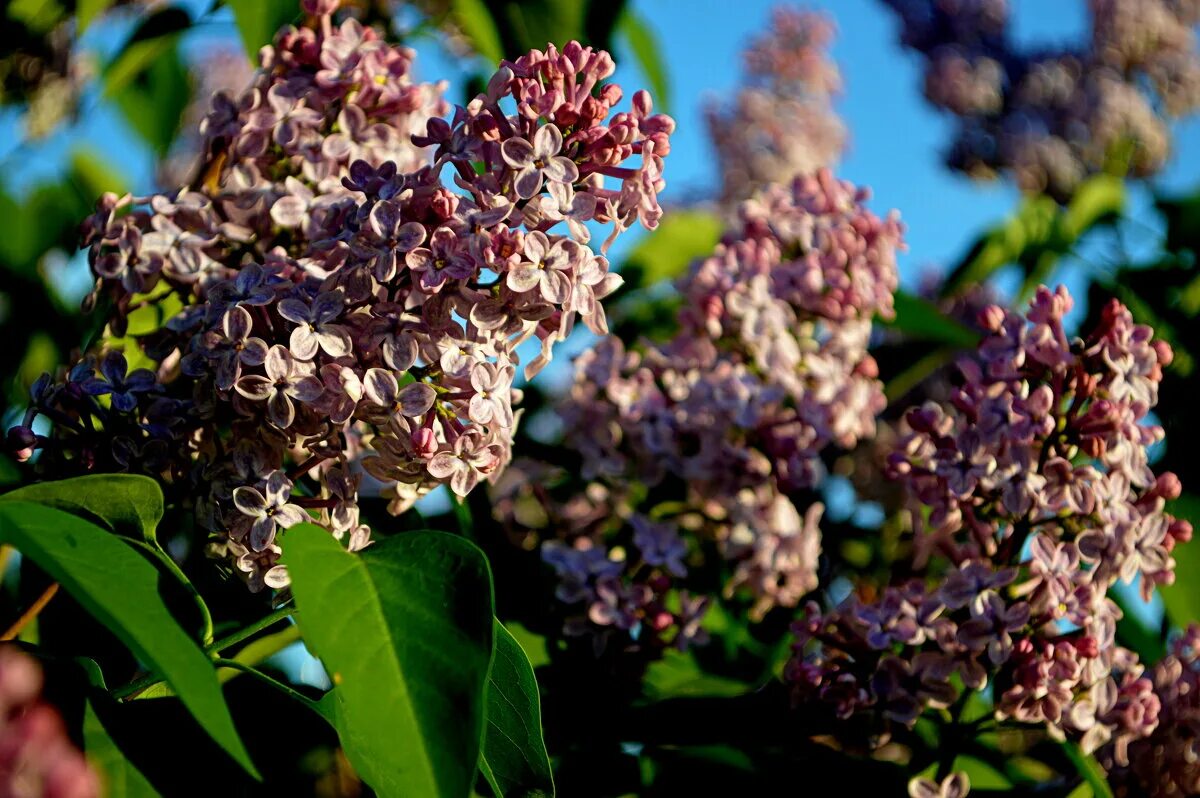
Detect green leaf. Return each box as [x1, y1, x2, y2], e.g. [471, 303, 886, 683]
[1161, 494, 1200, 626]
[504, 621, 549, 669]
[112, 40, 190, 155]
[102, 7, 193, 98]
[0, 502, 258, 779]
[480, 621, 554, 798]
[283, 525, 494, 798]
[1059, 740, 1114, 798]
[69, 148, 128, 199]
[643, 649, 752, 702]
[1060, 174, 1125, 241]
[887, 290, 981, 348]
[77, 0, 115, 33]
[620, 210, 723, 292]
[451, 0, 504, 64]
[1, 473, 163, 544]
[84, 699, 160, 797]
[941, 194, 1058, 296]
[618, 9, 670, 114]
[226, 0, 298, 61]
[951, 755, 1012, 790]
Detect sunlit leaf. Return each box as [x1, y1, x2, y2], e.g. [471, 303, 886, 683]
[618, 9, 670, 114]
[2, 473, 163, 544]
[283, 525, 494, 798]
[226, 0, 298, 61]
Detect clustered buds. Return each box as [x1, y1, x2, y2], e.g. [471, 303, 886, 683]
[0, 648, 99, 797]
[706, 7, 846, 206]
[534, 168, 901, 644]
[787, 285, 1185, 755]
[8, 1, 672, 590]
[1102, 624, 1200, 796]
[882, 0, 1200, 197]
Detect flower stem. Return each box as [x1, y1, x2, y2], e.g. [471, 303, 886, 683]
[212, 658, 321, 715]
[208, 604, 296, 655]
[125, 539, 214, 646]
[110, 604, 298, 701]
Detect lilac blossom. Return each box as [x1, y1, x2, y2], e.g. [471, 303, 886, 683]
[881, 0, 1200, 197]
[11, 0, 672, 590]
[786, 285, 1185, 758]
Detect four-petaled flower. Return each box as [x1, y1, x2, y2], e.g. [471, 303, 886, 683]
[233, 470, 310, 550]
[81, 352, 158, 412]
[427, 432, 502, 497]
[507, 231, 578, 303]
[362, 368, 437, 419]
[278, 290, 352, 360]
[235, 345, 324, 428]
[501, 124, 579, 199]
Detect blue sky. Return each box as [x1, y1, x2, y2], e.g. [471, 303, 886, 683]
[6, 0, 1199, 292]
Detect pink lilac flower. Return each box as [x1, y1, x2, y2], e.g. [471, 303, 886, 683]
[785, 284, 1185, 757]
[0, 647, 100, 798]
[882, 0, 1200, 197]
[707, 7, 847, 206]
[11, 0, 671, 591]
[1102, 625, 1200, 796]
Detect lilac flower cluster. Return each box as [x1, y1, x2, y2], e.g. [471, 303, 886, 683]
[881, 0, 1200, 197]
[786, 286, 1189, 756]
[706, 7, 847, 206]
[0, 648, 99, 798]
[490, 464, 711, 656]
[550, 169, 901, 626]
[7, 0, 672, 590]
[1102, 624, 1200, 797]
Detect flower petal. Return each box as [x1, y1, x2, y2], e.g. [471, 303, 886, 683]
[289, 325, 320, 361]
[267, 391, 295, 428]
[506, 265, 542, 294]
[396, 382, 436, 416]
[427, 452, 461, 479]
[235, 375, 273, 401]
[500, 136, 535, 168]
[363, 368, 397, 406]
[233, 486, 268, 517]
[289, 375, 325, 404]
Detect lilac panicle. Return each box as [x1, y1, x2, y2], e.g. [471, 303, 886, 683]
[786, 284, 1185, 756]
[11, 0, 672, 591]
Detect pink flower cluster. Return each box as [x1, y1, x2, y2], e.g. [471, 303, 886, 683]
[8, 1, 672, 590]
[549, 169, 902, 628]
[1103, 624, 1200, 797]
[882, 0, 1200, 197]
[786, 286, 1188, 755]
[706, 7, 847, 206]
[0, 648, 99, 798]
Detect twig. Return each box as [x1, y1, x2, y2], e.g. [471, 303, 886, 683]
[1, 583, 59, 641]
